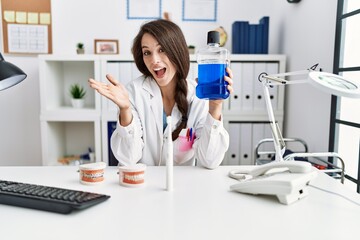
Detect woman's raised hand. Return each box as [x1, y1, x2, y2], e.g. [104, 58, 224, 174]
[88, 74, 131, 111]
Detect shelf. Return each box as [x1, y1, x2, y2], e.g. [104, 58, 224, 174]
[40, 121, 101, 166]
[39, 55, 102, 166]
[40, 108, 100, 121]
[39, 56, 101, 114]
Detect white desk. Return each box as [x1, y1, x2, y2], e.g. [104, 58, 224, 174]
[0, 166, 359, 240]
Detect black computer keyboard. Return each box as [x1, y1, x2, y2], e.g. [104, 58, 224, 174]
[0, 180, 110, 214]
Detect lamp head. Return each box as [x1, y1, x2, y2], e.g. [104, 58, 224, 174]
[0, 53, 27, 91]
[308, 71, 360, 98]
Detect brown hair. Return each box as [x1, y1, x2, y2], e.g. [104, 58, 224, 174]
[132, 19, 190, 140]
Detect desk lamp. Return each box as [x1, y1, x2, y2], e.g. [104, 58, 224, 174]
[0, 53, 27, 91]
[259, 64, 360, 168]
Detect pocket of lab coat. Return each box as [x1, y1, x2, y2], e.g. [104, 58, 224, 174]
[174, 136, 195, 165]
[177, 136, 195, 151]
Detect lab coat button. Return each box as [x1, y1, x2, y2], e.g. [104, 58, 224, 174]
[128, 130, 133, 134]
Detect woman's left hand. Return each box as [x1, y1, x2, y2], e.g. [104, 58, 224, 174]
[209, 67, 234, 120]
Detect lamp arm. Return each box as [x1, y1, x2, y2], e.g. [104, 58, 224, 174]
[258, 63, 322, 86]
[259, 72, 311, 86]
[262, 80, 286, 161]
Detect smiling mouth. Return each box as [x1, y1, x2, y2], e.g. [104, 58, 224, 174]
[154, 67, 166, 78]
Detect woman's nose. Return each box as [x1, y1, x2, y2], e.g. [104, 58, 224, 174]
[151, 52, 160, 63]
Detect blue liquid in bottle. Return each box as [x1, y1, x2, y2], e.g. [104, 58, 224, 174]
[196, 31, 230, 100]
[197, 63, 229, 100]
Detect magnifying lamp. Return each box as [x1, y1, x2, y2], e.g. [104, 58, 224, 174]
[258, 64, 360, 164]
[0, 53, 27, 91]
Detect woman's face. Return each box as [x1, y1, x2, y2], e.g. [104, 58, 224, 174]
[141, 33, 177, 88]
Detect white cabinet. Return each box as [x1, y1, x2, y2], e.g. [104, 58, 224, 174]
[39, 54, 285, 166]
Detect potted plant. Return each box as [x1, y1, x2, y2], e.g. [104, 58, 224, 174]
[69, 83, 86, 108]
[188, 45, 195, 54]
[76, 42, 85, 54]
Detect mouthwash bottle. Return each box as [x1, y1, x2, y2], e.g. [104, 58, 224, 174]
[196, 31, 230, 100]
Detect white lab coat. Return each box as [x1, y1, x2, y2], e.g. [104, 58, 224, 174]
[111, 75, 229, 169]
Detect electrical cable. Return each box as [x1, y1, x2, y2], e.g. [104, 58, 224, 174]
[309, 184, 360, 207]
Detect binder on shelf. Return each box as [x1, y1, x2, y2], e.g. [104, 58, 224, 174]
[107, 121, 118, 166]
[227, 123, 241, 165]
[232, 21, 248, 54]
[248, 24, 257, 54]
[239, 123, 253, 165]
[228, 122, 278, 166]
[232, 16, 269, 54]
[231, 22, 239, 54]
[252, 123, 266, 159]
[260, 16, 269, 54]
[242, 22, 249, 54]
[253, 63, 267, 111]
[229, 63, 242, 111]
[119, 62, 133, 85]
[256, 24, 264, 54]
[266, 63, 279, 110]
[264, 122, 275, 153]
[240, 63, 255, 111]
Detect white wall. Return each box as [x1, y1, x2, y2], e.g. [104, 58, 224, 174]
[0, 0, 338, 165]
[281, 1, 337, 154]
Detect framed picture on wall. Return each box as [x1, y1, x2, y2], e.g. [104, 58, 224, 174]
[94, 39, 119, 54]
[182, 0, 217, 22]
[127, 0, 162, 19]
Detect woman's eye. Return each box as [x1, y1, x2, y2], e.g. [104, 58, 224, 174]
[159, 48, 164, 53]
[143, 51, 150, 56]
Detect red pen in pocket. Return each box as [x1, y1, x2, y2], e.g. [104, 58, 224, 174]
[186, 128, 190, 141]
[178, 128, 195, 151]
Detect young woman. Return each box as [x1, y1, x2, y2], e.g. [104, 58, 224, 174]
[89, 19, 233, 169]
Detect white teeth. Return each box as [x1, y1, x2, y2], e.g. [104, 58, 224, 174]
[154, 67, 162, 71]
[124, 173, 144, 182]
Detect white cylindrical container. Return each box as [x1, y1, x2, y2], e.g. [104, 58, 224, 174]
[79, 162, 106, 185]
[166, 116, 173, 191]
[118, 163, 146, 187]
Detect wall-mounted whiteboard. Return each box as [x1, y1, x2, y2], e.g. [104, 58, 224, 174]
[182, 0, 217, 22]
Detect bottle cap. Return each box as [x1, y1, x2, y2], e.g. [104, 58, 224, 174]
[207, 31, 220, 44]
